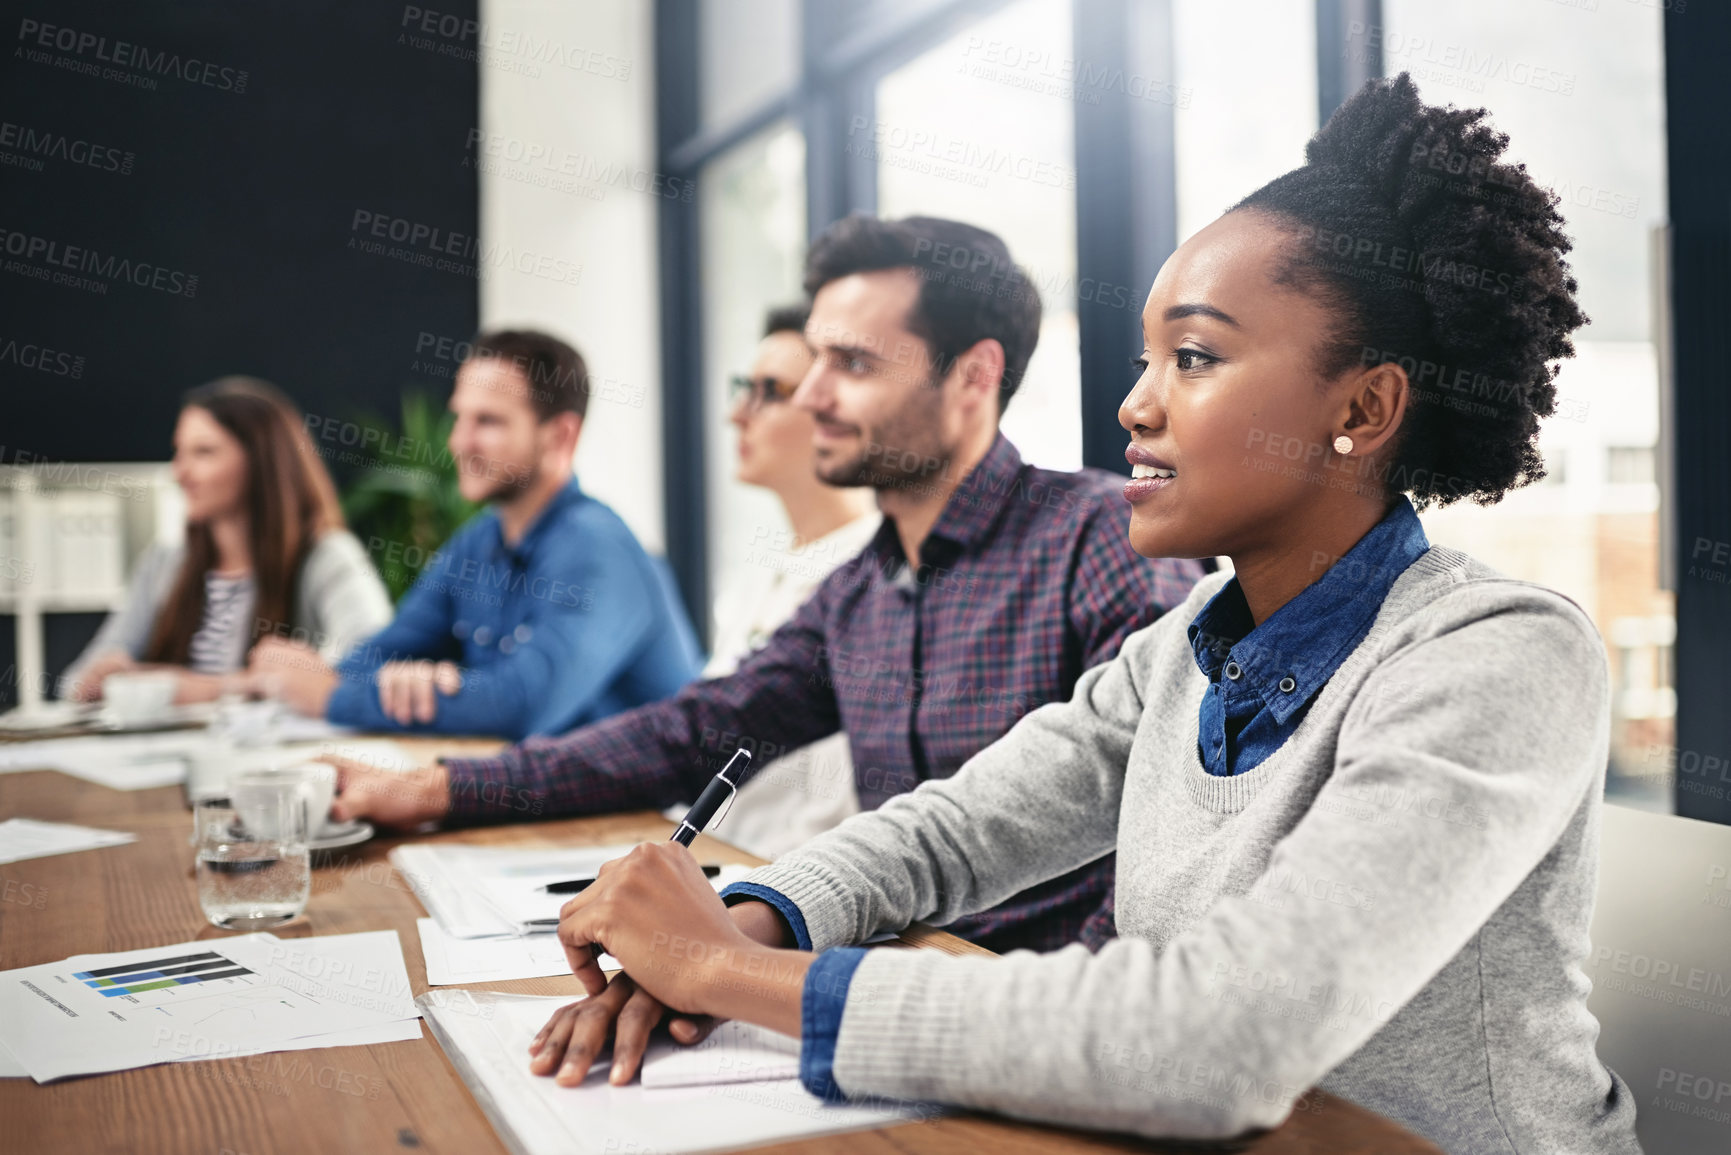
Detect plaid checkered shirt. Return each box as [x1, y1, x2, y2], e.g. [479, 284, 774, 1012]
[442, 434, 1203, 952]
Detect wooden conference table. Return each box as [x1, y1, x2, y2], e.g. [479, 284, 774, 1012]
[0, 735, 1440, 1155]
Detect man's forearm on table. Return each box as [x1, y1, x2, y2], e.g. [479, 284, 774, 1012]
[438, 725, 689, 822]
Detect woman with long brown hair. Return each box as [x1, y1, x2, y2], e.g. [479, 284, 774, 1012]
[63, 377, 391, 704]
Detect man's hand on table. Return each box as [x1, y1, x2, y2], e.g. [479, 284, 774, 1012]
[326, 755, 451, 827]
[529, 843, 809, 1087]
[375, 659, 463, 726]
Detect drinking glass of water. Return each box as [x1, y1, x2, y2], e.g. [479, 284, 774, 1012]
[195, 785, 310, 931]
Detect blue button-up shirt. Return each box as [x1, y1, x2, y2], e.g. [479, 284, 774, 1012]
[1187, 498, 1430, 776]
[328, 478, 703, 740]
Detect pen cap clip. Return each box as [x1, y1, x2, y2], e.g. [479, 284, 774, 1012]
[713, 780, 740, 828]
[670, 748, 752, 846]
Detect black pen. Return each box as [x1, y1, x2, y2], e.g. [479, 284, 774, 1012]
[542, 863, 722, 894]
[669, 748, 751, 847]
[523, 750, 753, 927]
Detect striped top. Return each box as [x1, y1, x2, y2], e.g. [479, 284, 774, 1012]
[61, 531, 393, 692]
[186, 572, 256, 674]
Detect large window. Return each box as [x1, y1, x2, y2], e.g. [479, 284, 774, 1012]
[698, 0, 799, 131]
[659, 0, 1696, 814]
[1171, 0, 1318, 243]
[874, 0, 1082, 470]
[1380, 0, 1672, 809]
[699, 124, 809, 627]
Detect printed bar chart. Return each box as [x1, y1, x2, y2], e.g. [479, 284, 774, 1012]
[74, 951, 255, 997]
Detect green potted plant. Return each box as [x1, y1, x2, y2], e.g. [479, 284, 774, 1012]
[339, 391, 479, 602]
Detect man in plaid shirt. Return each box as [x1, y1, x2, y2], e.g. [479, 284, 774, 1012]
[333, 214, 1201, 953]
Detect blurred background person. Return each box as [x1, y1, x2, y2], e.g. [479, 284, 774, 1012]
[61, 377, 391, 704]
[252, 329, 703, 740]
[679, 303, 879, 859]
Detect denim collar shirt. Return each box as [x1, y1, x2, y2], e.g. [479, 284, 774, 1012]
[1187, 497, 1431, 776]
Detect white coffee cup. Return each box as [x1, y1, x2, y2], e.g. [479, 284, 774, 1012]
[230, 761, 338, 841]
[103, 671, 178, 725]
[296, 761, 340, 836]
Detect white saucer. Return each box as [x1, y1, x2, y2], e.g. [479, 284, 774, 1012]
[309, 820, 374, 851]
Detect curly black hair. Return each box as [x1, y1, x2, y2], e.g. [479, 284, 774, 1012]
[1232, 73, 1586, 508]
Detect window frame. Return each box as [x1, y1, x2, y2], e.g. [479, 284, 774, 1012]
[653, 0, 1717, 824]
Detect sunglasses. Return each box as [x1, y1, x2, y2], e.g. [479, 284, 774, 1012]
[728, 374, 800, 408]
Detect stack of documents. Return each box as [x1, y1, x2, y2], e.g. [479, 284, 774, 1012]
[0, 818, 135, 864]
[0, 730, 205, 789]
[417, 918, 587, 985]
[421, 990, 932, 1155]
[0, 729, 410, 796]
[0, 700, 211, 736]
[0, 701, 99, 733]
[638, 1019, 801, 1088]
[393, 843, 753, 985]
[0, 929, 421, 1082]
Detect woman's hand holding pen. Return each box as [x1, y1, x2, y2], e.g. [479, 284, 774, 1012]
[554, 842, 809, 1022]
[538, 842, 812, 1084]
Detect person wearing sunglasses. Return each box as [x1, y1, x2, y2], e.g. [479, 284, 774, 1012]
[685, 304, 878, 859]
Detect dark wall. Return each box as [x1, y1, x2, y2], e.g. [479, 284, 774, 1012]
[1665, 2, 1731, 824]
[0, 1, 480, 464]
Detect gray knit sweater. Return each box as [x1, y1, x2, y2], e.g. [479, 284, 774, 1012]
[742, 546, 1641, 1154]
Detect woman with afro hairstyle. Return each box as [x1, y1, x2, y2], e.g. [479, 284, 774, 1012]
[525, 75, 1640, 1155]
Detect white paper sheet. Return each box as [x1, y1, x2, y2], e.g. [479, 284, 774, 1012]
[418, 918, 620, 985]
[260, 714, 356, 744]
[639, 1020, 801, 1088]
[0, 973, 422, 1078]
[396, 842, 756, 938]
[0, 732, 411, 803]
[0, 929, 421, 1081]
[55, 758, 189, 790]
[0, 730, 207, 773]
[0, 702, 214, 735]
[0, 729, 200, 791]
[464, 843, 652, 931]
[0, 1036, 25, 1077]
[420, 990, 929, 1155]
[0, 1012, 422, 1079]
[0, 701, 96, 732]
[0, 818, 136, 864]
[170, 1016, 424, 1063]
[391, 844, 520, 938]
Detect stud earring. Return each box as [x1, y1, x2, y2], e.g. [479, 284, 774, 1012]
[1333, 435, 1354, 455]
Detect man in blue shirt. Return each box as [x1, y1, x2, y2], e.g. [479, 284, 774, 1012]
[252, 329, 703, 740]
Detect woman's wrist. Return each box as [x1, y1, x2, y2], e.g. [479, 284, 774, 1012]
[728, 899, 796, 948]
[695, 944, 811, 1037]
